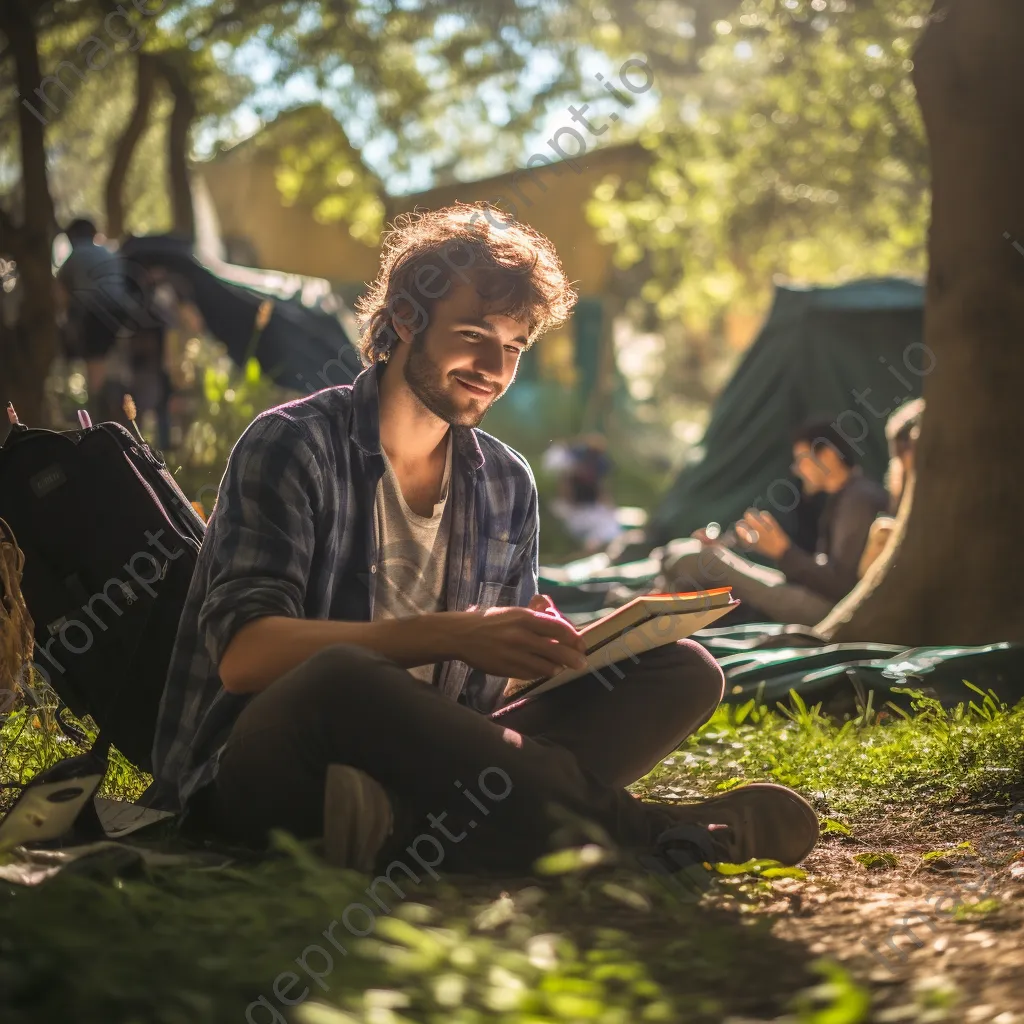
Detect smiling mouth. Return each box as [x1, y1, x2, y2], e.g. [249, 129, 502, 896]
[453, 377, 496, 397]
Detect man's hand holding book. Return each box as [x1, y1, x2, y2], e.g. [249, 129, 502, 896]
[455, 594, 588, 683]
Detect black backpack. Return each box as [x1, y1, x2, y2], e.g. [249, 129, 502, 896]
[0, 408, 205, 772]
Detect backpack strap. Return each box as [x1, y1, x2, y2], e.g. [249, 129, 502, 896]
[53, 706, 93, 749]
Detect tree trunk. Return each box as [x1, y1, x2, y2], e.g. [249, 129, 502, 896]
[158, 58, 197, 241]
[0, 3, 58, 435]
[104, 53, 158, 240]
[827, 0, 1024, 646]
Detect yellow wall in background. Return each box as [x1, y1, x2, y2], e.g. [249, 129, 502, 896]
[390, 144, 651, 298]
[198, 140, 651, 299]
[197, 159, 380, 285]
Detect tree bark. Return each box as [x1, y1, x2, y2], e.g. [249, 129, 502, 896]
[158, 57, 197, 241]
[104, 53, 158, 240]
[0, 3, 58, 434]
[826, 0, 1024, 646]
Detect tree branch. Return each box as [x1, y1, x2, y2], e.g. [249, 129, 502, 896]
[105, 52, 158, 239]
[155, 55, 197, 240]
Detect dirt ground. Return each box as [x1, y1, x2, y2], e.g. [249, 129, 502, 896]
[446, 796, 1024, 1022]
[751, 801, 1024, 1022]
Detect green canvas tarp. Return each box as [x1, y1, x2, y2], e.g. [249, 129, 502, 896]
[693, 627, 1024, 711]
[645, 277, 926, 547]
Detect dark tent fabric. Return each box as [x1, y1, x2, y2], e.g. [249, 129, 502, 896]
[644, 278, 926, 548]
[117, 235, 363, 390]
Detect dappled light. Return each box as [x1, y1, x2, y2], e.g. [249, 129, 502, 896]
[2, 1, 1023, 1022]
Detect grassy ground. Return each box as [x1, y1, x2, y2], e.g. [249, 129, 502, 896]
[2, 686, 1023, 1024]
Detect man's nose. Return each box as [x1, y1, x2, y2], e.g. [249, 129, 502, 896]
[471, 340, 506, 379]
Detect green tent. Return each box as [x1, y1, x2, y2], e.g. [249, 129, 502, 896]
[645, 277, 926, 548]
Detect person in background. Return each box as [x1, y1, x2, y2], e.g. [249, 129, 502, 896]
[663, 421, 891, 625]
[857, 398, 925, 579]
[545, 433, 621, 553]
[124, 265, 177, 450]
[54, 219, 131, 420]
[884, 396, 924, 513]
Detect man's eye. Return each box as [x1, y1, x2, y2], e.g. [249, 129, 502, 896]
[504, 345, 522, 354]
[462, 330, 482, 341]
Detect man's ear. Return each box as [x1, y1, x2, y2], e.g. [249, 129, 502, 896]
[391, 299, 419, 345]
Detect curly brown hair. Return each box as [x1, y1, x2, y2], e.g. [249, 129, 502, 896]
[354, 202, 578, 365]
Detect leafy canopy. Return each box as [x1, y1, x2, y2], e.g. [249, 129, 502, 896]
[586, 0, 933, 338]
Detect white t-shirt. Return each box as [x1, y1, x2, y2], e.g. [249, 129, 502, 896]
[371, 435, 452, 683]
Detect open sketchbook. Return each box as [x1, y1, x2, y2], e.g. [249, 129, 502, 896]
[498, 587, 737, 707]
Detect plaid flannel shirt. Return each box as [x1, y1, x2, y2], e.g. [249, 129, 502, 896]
[148, 362, 539, 812]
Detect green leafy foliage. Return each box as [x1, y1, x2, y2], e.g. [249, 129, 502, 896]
[2, 0, 600, 245]
[0, 824, 834, 1024]
[0, 702, 149, 815]
[166, 335, 294, 510]
[951, 898, 1001, 920]
[821, 818, 853, 837]
[714, 858, 807, 880]
[853, 852, 899, 871]
[791, 959, 872, 1024]
[921, 841, 975, 864]
[586, 0, 933, 401]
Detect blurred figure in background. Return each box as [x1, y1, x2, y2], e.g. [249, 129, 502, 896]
[884, 396, 924, 512]
[56, 221, 178, 447]
[663, 421, 890, 625]
[55, 218, 130, 421]
[543, 433, 622, 553]
[124, 265, 177, 450]
[857, 397, 925, 579]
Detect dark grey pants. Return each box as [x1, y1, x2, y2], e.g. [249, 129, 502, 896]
[664, 538, 834, 627]
[194, 639, 724, 872]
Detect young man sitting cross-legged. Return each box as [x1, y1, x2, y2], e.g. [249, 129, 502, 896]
[148, 203, 819, 875]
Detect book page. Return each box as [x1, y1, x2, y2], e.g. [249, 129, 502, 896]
[580, 588, 733, 650]
[504, 601, 736, 702]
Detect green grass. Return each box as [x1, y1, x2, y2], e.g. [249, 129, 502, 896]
[0, 825, 866, 1024]
[0, 705, 149, 807]
[633, 686, 1024, 819]
[2, 685, 1023, 1024]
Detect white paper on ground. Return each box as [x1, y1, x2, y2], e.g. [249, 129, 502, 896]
[94, 798, 176, 838]
[0, 788, 176, 852]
